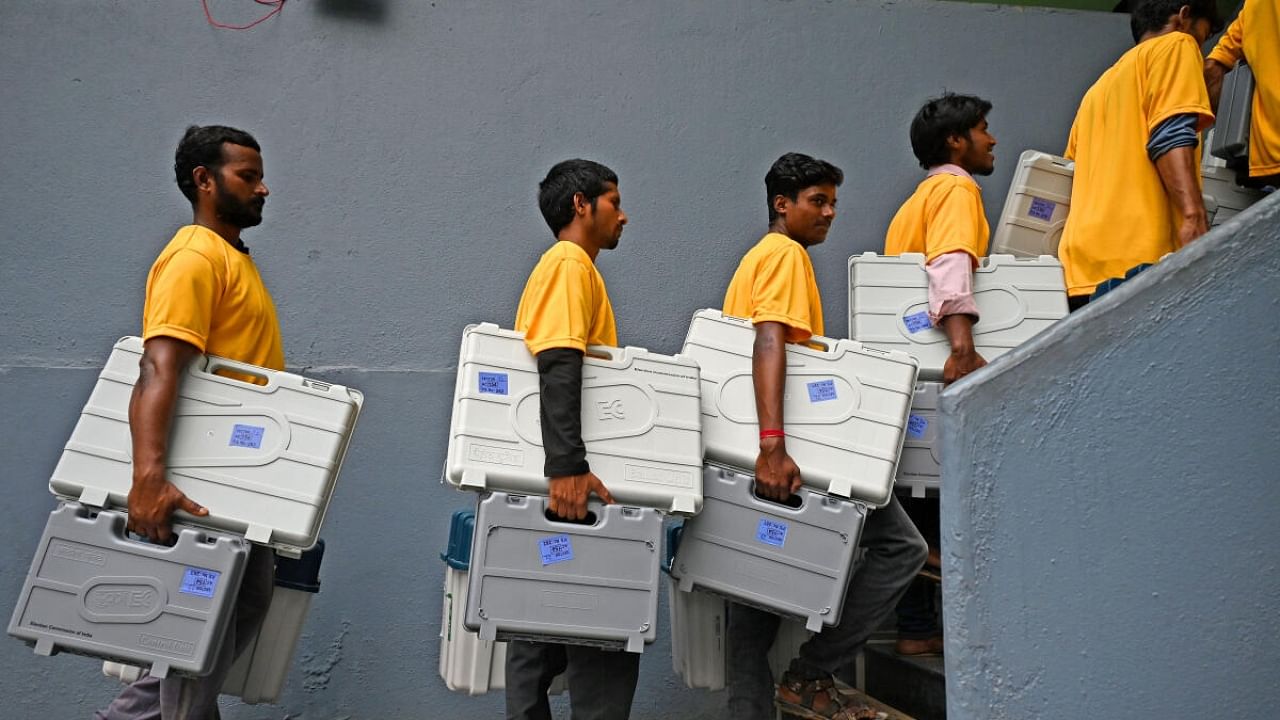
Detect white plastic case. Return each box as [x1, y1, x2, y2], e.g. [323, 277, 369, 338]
[1201, 163, 1265, 227]
[895, 382, 943, 498]
[848, 253, 1068, 380]
[680, 310, 918, 506]
[445, 323, 704, 515]
[49, 337, 364, 557]
[990, 150, 1074, 259]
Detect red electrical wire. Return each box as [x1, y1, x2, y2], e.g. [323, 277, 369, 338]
[202, 0, 287, 31]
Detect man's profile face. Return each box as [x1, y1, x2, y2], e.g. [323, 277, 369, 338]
[211, 143, 269, 229]
[957, 118, 997, 177]
[588, 182, 627, 250]
[777, 184, 838, 247]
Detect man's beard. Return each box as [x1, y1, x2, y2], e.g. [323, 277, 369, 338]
[215, 184, 264, 229]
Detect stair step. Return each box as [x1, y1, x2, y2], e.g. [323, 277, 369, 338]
[860, 640, 946, 720]
[777, 679, 916, 720]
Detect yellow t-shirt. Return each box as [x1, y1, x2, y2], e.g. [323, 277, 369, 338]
[1208, 0, 1280, 177]
[515, 241, 618, 355]
[142, 225, 285, 373]
[722, 232, 824, 344]
[883, 172, 990, 262]
[1059, 31, 1214, 297]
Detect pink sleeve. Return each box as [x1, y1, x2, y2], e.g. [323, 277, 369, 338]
[925, 251, 979, 325]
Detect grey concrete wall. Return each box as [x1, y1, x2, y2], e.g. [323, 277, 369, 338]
[0, 1, 1132, 717]
[940, 194, 1280, 720]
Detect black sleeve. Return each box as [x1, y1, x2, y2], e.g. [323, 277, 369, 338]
[536, 347, 590, 478]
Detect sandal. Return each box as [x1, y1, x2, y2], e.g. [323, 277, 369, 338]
[775, 670, 880, 720]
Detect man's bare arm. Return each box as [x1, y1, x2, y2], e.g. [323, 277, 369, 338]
[752, 321, 802, 501]
[127, 336, 208, 543]
[1154, 146, 1209, 249]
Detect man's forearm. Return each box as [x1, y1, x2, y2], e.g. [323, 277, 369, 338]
[1154, 146, 1208, 226]
[128, 346, 188, 482]
[536, 348, 589, 477]
[751, 322, 788, 431]
[940, 314, 977, 354]
[1204, 59, 1230, 114]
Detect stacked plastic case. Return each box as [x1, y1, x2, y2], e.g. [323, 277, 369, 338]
[1202, 155, 1265, 227]
[680, 309, 918, 506]
[49, 336, 364, 557]
[990, 151, 1074, 259]
[664, 522, 811, 691]
[442, 323, 701, 659]
[103, 542, 327, 704]
[437, 509, 568, 696]
[12, 336, 362, 686]
[895, 382, 943, 498]
[9, 503, 248, 679]
[848, 253, 1069, 380]
[439, 508, 506, 695]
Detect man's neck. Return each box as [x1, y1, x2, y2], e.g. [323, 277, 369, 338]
[1139, 26, 1180, 43]
[557, 227, 599, 261]
[193, 209, 242, 246]
[930, 163, 975, 180]
[768, 223, 817, 248]
[192, 212, 246, 252]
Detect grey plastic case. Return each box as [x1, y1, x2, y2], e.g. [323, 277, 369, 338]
[464, 492, 662, 653]
[670, 465, 866, 632]
[895, 382, 943, 498]
[8, 502, 248, 678]
[1210, 62, 1253, 163]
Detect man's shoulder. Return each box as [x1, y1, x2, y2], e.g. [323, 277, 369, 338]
[156, 225, 230, 266]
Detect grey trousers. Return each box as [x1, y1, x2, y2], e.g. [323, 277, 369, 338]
[725, 494, 927, 719]
[505, 640, 641, 720]
[92, 545, 276, 720]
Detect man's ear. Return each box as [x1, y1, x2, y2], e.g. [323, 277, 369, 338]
[193, 166, 215, 196]
[572, 191, 589, 217]
[772, 193, 789, 218]
[946, 133, 966, 151]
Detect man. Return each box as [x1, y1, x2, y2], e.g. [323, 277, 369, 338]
[722, 153, 928, 720]
[1058, 0, 1221, 310]
[882, 93, 998, 656]
[505, 159, 637, 720]
[1204, 0, 1279, 186]
[885, 93, 995, 385]
[95, 125, 279, 719]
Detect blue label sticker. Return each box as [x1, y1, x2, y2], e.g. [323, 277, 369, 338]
[478, 372, 508, 395]
[179, 568, 220, 598]
[1028, 197, 1056, 222]
[806, 379, 837, 403]
[229, 424, 264, 449]
[907, 414, 929, 439]
[539, 534, 574, 566]
[756, 518, 788, 547]
[904, 311, 933, 334]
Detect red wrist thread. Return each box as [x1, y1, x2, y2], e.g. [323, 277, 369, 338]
[759, 429, 785, 440]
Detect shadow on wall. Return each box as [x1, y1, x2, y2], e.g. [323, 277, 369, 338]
[316, 0, 391, 24]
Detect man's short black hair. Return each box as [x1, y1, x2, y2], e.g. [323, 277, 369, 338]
[538, 159, 619, 237]
[909, 93, 993, 170]
[764, 153, 844, 222]
[174, 125, 261, 205]
[1129, 0, 1223, 42]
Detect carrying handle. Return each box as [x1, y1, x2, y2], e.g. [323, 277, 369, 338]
[544, 509, 600, 526]
[200, 356, 274, 388]
[805, 335, 833, 353]
[585, 345, 624, 363]
[751, 483, 804, 510]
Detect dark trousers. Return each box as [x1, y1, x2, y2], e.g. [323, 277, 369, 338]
[895, 495, 941, 639]
[506, 640, 641, 720]
[93, 545, 276, 720]
[726, 494, 927, 719]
